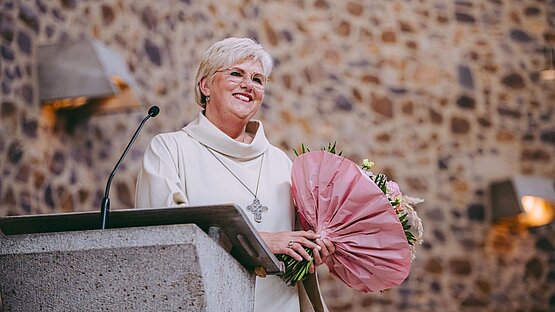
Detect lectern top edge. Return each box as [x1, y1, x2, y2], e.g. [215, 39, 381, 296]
[0, 204, 284, 275]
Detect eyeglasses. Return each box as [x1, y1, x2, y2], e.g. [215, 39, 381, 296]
[214, 66, 268, 90]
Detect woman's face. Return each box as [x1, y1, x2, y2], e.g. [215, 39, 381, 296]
[201, 59, 265, 127]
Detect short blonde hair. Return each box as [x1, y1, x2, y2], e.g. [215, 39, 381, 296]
[194, 37, 273, 108]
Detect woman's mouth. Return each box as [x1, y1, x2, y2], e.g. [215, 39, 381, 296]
[233, 93, 253, 102]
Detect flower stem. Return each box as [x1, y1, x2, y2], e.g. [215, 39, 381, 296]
[276, 245, 314, 286]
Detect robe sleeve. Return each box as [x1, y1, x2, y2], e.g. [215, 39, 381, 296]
[135, 135, 189, 208]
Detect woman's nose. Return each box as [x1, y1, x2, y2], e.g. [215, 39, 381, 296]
[240, 79, 254, 90]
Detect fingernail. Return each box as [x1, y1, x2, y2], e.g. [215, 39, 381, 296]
[316, 245, 322, 250]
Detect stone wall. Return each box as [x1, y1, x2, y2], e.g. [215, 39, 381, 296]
[1, 0, 554, 311]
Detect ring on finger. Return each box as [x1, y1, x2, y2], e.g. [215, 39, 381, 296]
[288, 240, 294, 248]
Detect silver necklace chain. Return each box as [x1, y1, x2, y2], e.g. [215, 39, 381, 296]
[201, 143, 268, 223]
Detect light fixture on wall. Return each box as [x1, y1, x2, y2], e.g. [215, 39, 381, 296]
[540, 38, 555, 81]
[541, 1, 555, 81]
[38, 38, 140, 114]
[490, 176, 555, 227]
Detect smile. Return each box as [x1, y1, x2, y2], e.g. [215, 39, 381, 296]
[233, 93, 253, 102]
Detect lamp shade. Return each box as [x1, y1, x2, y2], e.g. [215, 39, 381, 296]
[490, 176, 555, 227]
[37, 38, 139, 112]
[540, 46, 555, 81]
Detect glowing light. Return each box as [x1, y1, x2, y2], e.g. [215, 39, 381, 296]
[540, 69, 555, 81]
[111, 75, 130, 91]
[45, 96, 89, 110]
[519, 195, 554, 227]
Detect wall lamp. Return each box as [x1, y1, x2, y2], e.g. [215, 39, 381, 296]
[540, 45, 555, 81]
[38, 38, 139, 114]
[540, 0, 555, 81]
[490, 176, 555, 227]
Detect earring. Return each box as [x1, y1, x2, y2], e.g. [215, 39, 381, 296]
[206, 96, 210, 102]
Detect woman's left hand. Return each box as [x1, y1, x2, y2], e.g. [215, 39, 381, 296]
[259, 230, 320, 262]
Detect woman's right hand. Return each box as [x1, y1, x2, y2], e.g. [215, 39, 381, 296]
[259, 231, 321, 262]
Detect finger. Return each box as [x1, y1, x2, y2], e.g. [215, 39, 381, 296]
[306, 230, 317, 237]
[323, 238, 336, 254]
[309, 263, 315, 274]
[292, 243, 312, 262]
[283, 247, 303, 261]
[296, 231, 320, 240]
[315, 239, 330, 260]
[296, 237, 320, 250]
[312, 246, 322, 266]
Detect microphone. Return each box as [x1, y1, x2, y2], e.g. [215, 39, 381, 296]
[100, 106, 160, 229]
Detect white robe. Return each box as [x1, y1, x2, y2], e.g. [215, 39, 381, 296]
[135, 112, 300, 312]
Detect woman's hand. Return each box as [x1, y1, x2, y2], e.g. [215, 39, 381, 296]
[260, 231, 320, 263]
[260, 231, 336, 274]
[312, 237, 336, 267]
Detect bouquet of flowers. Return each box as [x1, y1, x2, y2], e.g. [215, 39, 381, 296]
[360, 158, 424, 261]
[276, 143, 424, 292]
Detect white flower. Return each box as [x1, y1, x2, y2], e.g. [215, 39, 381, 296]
[361, 159, 374, 171]
[403, 195, 424, 206]
[397, 195, 424, 261]
[406, 207, 424, 245]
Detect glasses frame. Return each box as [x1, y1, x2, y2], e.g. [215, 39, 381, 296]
[213, 66, 268, 90]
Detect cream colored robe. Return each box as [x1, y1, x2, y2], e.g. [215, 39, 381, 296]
[135, 112, 327, 312]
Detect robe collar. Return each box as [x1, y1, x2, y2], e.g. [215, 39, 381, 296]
[183, 111, 269, 159]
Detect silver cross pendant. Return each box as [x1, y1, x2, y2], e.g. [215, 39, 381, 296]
[246, 198, 268, 223]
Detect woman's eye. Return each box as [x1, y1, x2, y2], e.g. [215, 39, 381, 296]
[229, 71, 243, 77]
[253, 77, 263, 85]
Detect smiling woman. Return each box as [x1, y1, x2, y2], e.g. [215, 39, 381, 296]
[135, 38, 333, 312]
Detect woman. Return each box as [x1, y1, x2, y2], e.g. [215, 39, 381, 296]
[135, 37, 334, 312]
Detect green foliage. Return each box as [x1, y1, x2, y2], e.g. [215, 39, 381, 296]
[373, 170, 416, 247]
[397, 212, 415, 245]
[293, 142, 342, 157]
[373, 173, 388, 194]
[293, 143, 311, 157]
[276, 245, 314, 286]
[321, 141, 343, 156]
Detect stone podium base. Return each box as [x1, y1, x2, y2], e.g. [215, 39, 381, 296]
[0, 224, 254, 311]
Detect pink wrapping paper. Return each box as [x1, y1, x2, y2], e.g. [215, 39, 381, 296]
[291, 151, 411, 292]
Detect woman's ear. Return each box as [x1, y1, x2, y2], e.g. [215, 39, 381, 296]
[199, 77, 210, 98]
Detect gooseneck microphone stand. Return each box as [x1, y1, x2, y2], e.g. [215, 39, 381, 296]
[100, 106, 160, 229]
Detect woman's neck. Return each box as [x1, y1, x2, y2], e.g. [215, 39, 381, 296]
[204, 110, 253, 143]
